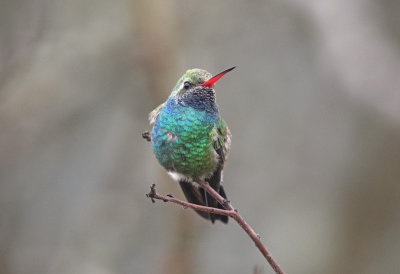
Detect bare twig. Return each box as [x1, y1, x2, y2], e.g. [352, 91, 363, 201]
[195, 180, 284, 274]
[142, 131, 151, 142]
[146, 183, 285, 274]
[146, 184, 235, 216]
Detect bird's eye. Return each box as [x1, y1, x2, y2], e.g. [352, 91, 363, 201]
[183, 81, 191, 90]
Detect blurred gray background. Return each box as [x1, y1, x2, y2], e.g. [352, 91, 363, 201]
[1, 0, 400, 273]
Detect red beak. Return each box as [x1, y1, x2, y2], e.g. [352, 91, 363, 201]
[200, 66, 236, 87]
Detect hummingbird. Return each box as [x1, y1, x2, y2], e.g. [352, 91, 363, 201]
[143, 67, 235, 223]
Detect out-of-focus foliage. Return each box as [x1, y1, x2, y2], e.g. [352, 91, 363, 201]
[1, 0, 400, 273]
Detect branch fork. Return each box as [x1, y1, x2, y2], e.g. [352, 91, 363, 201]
[146, 182, 285, 274]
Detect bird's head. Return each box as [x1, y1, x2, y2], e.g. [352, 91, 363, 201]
[169, 67, 235, 111]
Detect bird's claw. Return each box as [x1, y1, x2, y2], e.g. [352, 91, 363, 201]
[223, 199, 230, 205]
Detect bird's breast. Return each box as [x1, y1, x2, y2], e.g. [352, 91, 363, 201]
[151, 104, 218, 179]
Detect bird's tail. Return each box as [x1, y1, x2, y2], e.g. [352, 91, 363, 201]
[179, 180, 228, 223]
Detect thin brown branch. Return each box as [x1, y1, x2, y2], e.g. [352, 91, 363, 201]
[142, 131, 151, 142]
[196, 180, 284, 274]
[146, 184, 235, 217]
[146, 183, 285, 274]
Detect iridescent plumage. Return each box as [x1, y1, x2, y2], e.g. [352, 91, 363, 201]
[147, 68, 232, 223]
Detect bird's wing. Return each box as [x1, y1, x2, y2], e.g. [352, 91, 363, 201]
[202, 116, 231, 223]
[212, 116, 232, 161]
[148, 103, 165, 125]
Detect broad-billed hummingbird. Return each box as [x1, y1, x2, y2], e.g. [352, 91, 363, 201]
[143, 67, 235, 223]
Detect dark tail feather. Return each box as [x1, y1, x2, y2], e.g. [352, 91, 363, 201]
[179, 180, 228, 224]
[179, 180, 210, 220]
[200, 185, 229, 223]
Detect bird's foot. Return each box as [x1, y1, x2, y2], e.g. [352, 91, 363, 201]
[223, 199, 230, 206]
